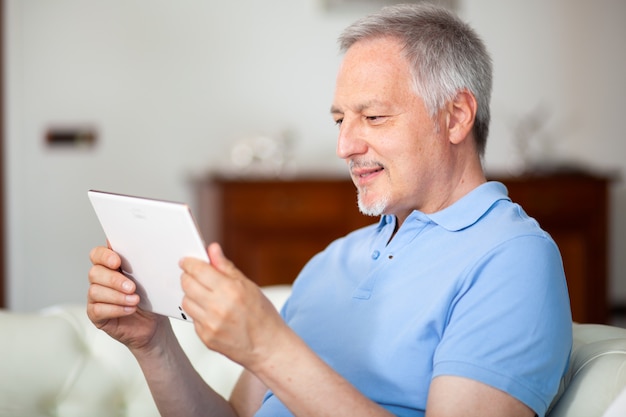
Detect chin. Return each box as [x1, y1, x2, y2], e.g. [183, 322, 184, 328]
[357, 192, 389, 217]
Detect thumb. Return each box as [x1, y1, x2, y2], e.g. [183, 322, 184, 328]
[206, 242, 237, 275]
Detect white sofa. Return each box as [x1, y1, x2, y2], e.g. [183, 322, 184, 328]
[1, 284, 625, 417]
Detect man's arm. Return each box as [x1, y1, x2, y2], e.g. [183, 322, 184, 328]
[234, 336, 533, 417]
[248, 325, 395, 417]
[130, 319, 241, 417]
[426, 376, 534, 417]
[88, 246, 252, 417]
[170, 242, 538, 417]
[230, 370, 269, 417]
[180, 243, 395, 417]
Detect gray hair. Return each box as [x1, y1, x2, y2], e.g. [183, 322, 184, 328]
[338, 3, 493, 157]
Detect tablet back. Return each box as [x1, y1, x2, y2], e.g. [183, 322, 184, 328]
[88, 190, 209, 321]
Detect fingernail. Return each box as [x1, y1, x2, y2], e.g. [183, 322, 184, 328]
[122, 281, 133, 292]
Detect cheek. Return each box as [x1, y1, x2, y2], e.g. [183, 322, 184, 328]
[394, 147, 439, 183]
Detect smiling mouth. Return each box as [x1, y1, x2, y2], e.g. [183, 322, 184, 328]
[349, 161, 385, 181]
[356, 167, 383, 178]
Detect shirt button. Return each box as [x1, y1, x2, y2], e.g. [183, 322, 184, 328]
[371, 250, 380, 260]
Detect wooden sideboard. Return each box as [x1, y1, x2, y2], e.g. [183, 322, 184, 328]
[194, 176, 374, 288]
[194, 172, 612, 324]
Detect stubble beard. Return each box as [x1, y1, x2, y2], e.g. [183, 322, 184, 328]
[357, 185, 390, 217]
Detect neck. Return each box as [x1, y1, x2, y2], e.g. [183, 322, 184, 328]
[393, 156, 486, 230]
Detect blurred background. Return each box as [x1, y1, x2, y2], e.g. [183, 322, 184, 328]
[3, 0, 625, 321]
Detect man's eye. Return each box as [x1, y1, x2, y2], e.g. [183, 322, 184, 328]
[366, 115, 386, 123]
[334, 118, 343, 126]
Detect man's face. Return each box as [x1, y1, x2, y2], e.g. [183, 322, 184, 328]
[331, 36, 450, 223]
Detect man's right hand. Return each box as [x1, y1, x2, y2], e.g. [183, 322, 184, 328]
[87, 246, 169, 354]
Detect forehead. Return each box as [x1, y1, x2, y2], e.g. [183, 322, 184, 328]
[333, 37, 415, 108]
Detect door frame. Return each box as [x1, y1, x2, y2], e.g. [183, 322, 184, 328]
[1, 0, 6, 308]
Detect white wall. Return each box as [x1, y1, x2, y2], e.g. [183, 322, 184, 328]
[5, 0, 626, 311]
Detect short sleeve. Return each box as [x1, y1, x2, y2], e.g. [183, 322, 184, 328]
[433, 234, 572, 417]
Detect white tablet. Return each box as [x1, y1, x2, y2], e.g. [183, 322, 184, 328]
[87, 190, 209, 321]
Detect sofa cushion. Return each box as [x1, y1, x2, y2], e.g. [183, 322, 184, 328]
[1, 287, 625, 417]
[0, 285, 292, 417]
[548, 324, 626, 417]
[0, 309, 89, 416]
[0, 305, 160, 417]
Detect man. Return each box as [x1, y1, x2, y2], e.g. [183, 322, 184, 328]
[87, 4, 572, 417]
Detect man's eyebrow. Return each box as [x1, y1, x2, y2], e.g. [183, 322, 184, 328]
[330, 105, 342, 115]
[330, 100, 389, 116]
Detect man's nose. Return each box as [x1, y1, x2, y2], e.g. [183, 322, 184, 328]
[336, 118, 366, 160]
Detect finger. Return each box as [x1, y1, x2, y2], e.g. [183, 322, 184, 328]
[86, 279, 140, 323]
[87, 300, 138, 324]
[206, 242, 236, 273]
[180, 270, 223, 327]
[89, 246, 122, 270]
[88, 262, 136, 297]
[207, 243, 248, 282]
[179, 256, 213, 281]
[180, 243, 241, 281]
[179, 257, 229, 311]
[180, 290, 208, 324]
[87, 280, 140, 307]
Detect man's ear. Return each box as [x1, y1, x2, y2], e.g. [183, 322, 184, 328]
[445, 90, 477, 145]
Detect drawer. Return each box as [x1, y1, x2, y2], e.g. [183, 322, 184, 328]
[499, 175, 608, 223]
[219, 179, 362, 229]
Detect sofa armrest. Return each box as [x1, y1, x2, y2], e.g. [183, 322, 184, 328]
[548, 323, 626, 417]
[0, 284, 292, 417]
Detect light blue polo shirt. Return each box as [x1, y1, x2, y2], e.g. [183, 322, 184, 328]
[255, 182, 572, 417]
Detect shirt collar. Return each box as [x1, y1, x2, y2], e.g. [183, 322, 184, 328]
[425, 181, 511, 231]
[375, 213, 396, 231]
[375, 181, 511, 232]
